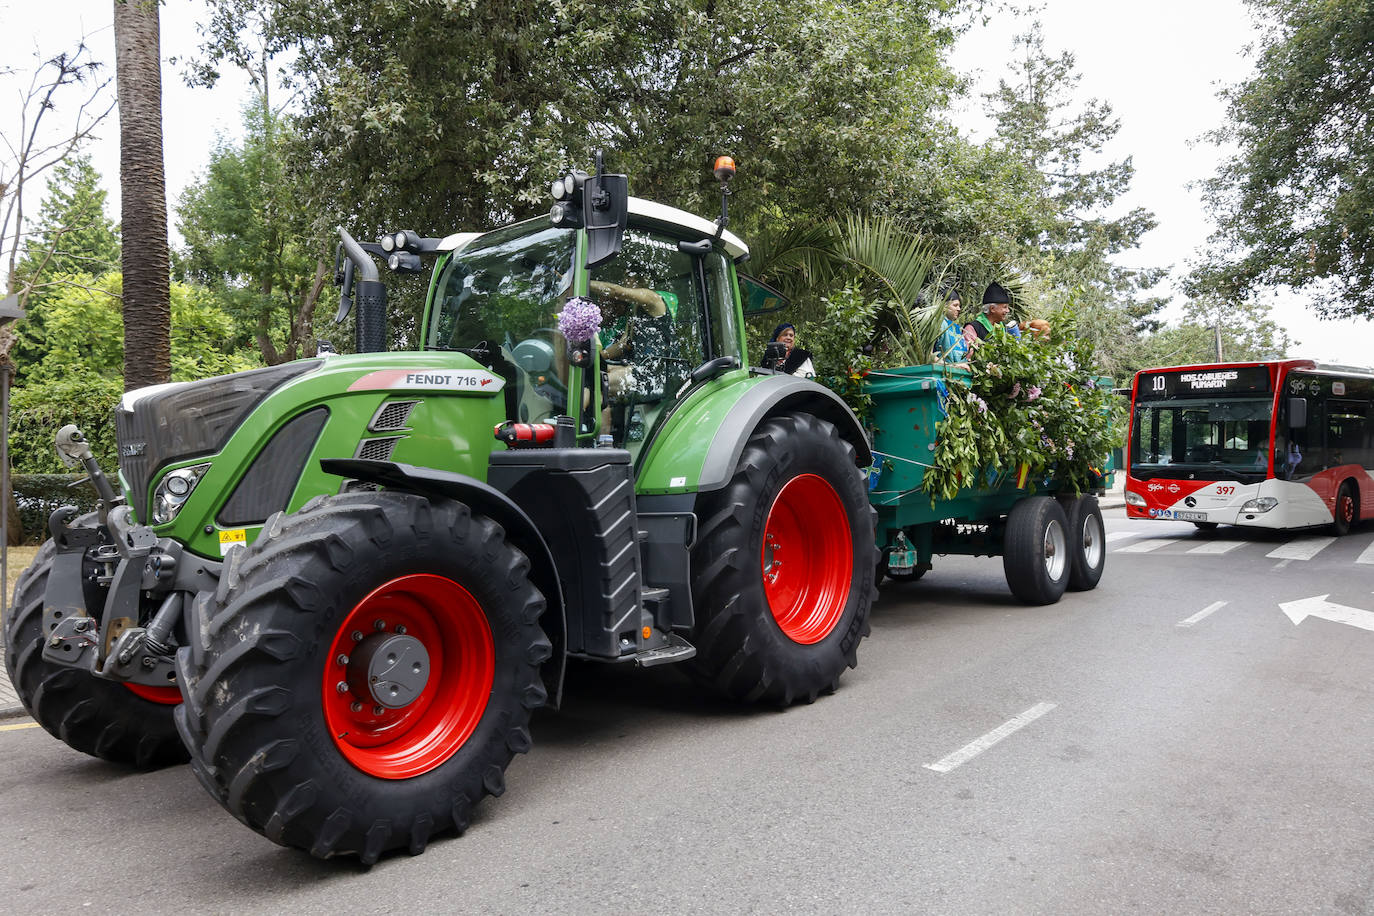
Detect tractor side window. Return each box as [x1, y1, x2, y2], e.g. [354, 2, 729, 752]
[705, 249, 743, 363]
[428, 221, 576, 423]
[589, 229, 709, 448]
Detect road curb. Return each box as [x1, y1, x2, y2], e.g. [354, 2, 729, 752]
[0, 704, 26, 720]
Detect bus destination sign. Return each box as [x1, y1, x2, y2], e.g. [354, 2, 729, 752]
[1138, 366, 1271, 399]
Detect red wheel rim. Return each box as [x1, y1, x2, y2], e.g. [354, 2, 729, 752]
[125, 683, 182, 705]
[322, 574, 494, 780]
[1339, 493, 1355, 524]
[761, 473, 854, 644]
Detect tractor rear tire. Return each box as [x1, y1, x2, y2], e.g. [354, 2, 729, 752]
[689, 413, 876, 706]
[173, 492, 550, 863]
[3, 538, 187, 768]
[1059, 495, 1105, 591]
[1003, 496, 1070, 605]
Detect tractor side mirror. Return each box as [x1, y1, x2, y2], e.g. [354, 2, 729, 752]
[762, 341, 787, 371]
[582, 153, 627, 268]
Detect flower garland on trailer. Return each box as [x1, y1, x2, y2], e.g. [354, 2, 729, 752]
[919, 310, 1125, 502]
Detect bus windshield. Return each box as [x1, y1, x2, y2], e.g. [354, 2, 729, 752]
[1131, 395, 1274, 481]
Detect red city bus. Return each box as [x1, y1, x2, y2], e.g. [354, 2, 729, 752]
[1125, 360, 1374, 534]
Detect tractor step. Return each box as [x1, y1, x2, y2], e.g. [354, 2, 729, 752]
[632, 632, 696, 668]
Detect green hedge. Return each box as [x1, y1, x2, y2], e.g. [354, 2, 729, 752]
[9, 375, 122, 474]
[12, 474, 102, 543]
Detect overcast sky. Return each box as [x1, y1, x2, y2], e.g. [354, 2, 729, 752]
[5, 0, 1373, 365]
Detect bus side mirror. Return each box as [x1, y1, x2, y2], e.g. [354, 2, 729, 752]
[1288, 397, 1307, 429]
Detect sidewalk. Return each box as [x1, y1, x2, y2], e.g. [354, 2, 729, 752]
[1098, 474, 1126, 511]
[0, 634, 22, 719]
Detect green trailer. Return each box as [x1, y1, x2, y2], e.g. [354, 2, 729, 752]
[864, 364, 1109, 605]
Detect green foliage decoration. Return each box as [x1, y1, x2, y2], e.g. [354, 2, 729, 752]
[919, 310, 1125, 502]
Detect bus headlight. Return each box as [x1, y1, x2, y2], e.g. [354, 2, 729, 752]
[1125, 490, 1146, 507]
[1240, 496, 1278, 513]
[152, 463, 211, 525]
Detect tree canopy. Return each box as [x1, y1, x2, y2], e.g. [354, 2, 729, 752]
[191, 0, 960, 242]
[1196, 0, 1374, 319]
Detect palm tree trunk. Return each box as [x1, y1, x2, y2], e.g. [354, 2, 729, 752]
[114, 0, 171, 391]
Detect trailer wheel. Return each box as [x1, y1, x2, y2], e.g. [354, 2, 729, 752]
[173, 492, 550, 863]
[690, 413, 876, 706]
[3, 538, 187, 768]
[1059, 495, 1105, 591]
[1003, 496, 1070, 605]
[1331, 481, 1358, 536]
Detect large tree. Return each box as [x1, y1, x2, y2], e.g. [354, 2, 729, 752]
[191, 0, 960, 242]
[10, 155, 121, 384]
[114, 0, 172, 390]
[176, 98, 329, 364]
[1195, 0, 1374, 319]
[978, 24, 1164, 372]
[1130, 296, 1296, 371]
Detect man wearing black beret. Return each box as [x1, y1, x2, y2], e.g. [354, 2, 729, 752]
[963, 282, 1012, 346]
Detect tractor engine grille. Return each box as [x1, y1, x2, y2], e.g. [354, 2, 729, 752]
[355, 437, 403, 462]
[369, 400, 419, 432]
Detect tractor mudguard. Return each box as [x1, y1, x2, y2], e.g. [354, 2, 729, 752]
[637, 373, 871, 495]
[319, 458, 568, 708]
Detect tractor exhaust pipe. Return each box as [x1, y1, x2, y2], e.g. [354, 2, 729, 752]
[335, 227, 388, 353]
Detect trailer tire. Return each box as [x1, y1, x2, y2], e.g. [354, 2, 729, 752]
[1003, 496, 1070, 605]
[689, 413, 876, 706]
[3, 537, 188, 768]
[173, 492, 549, 863]
[1059, 495, 1105, 591]
[1331, 481, 1358, 536]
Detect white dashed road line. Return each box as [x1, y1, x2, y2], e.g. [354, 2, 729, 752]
[924, 702, 1057, 774]
[1177, 601, 1228, 628]
[1105, 530, 1143, 543]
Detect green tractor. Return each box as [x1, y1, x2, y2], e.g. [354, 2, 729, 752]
[5, 158, 876, 861]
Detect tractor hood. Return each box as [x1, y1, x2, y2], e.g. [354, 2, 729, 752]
[116, 360, 324, 517]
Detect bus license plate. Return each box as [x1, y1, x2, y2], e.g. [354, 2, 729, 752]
[887, 549, 917, 570]
[1175, 510, 1207, 522]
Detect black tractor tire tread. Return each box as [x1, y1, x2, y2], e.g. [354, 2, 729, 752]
[4, 538, 187, 768]
[689, 413, 875, 707]
[173, 491, 547, 863]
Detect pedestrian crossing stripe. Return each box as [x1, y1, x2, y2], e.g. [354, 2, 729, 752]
[1112, 529, 1374, 562]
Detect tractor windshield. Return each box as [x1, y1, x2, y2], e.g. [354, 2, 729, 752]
[427, 220, 577, 422]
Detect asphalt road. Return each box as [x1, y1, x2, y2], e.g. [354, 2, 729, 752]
[2, 513, 1373, 914]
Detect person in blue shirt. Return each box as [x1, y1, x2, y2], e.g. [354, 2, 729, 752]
[936, 291, 969, 364]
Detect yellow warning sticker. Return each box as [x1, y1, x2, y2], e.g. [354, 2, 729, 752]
[218, 528, 247, 556]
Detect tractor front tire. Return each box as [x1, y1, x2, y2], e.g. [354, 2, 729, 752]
[689, 413, 876, 706]
[174, 492, 550, 863]
[3, 538, 187, 768]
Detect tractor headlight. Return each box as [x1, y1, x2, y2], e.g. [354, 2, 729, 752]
[152, 463, 211, 525]
[1240, 496, 1278, 513]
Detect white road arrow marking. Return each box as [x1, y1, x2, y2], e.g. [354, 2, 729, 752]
[1279, 595, 1374, 632]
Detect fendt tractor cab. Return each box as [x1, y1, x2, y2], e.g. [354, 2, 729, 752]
[5, 157, 877, 862]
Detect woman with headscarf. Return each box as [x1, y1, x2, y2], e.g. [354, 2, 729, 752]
[770, 322, 816, 378]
